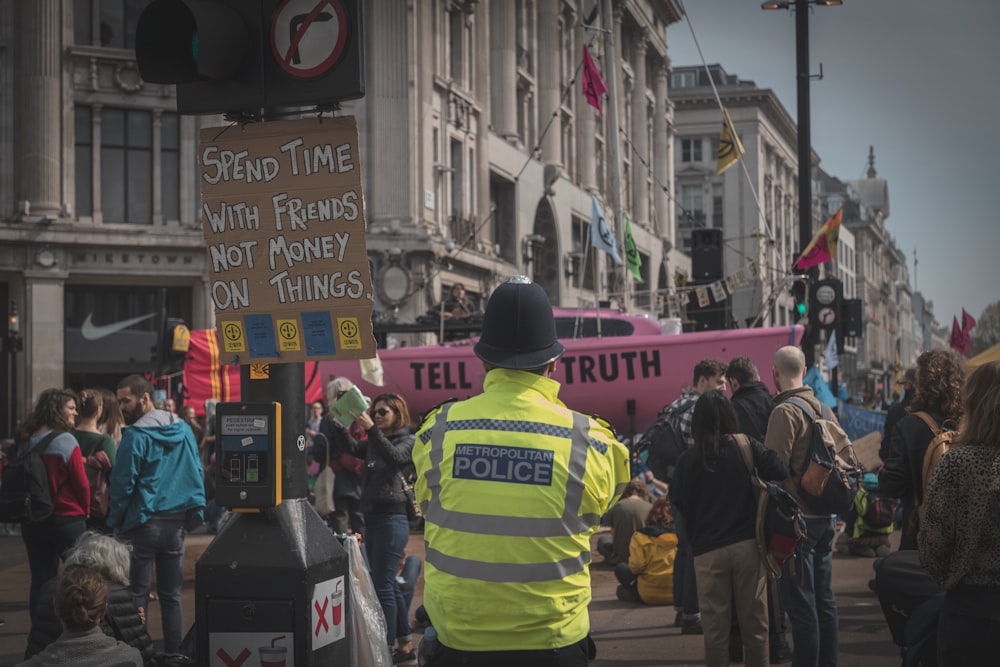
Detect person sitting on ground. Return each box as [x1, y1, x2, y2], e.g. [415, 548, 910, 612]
[629, 447, 668, 498]
[24, 531, 155, 664]
[614, 496, 678, 605]
[597, 479, 653, 566]
[17, 566, 142, 667]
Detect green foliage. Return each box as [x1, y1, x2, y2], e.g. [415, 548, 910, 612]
[969, 301, 1000, 356]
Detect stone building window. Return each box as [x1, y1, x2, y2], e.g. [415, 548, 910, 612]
[74, 0, 144, 48]
[74, 106, 179, 225]
[681, 138, 702, 163]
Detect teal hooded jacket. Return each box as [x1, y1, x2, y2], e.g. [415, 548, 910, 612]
[107, 410, 205, 533]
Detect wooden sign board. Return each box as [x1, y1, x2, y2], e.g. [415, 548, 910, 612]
[200, 116, 375, 364]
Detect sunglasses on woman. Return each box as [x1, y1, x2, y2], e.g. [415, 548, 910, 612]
[373, 408, 394, 417]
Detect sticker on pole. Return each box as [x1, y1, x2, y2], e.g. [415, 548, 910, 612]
[271, 0, 349, 79]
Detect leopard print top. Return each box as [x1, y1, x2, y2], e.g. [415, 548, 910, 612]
[918, 444, 1000, 590]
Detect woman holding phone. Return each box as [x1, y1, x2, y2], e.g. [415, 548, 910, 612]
[333, 392, 418, 664]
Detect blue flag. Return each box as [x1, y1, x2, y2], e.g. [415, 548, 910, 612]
[804, 365, 837, 409]
[591, 196, 622, 265]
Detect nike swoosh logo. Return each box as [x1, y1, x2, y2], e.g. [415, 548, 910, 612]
[80, 313, 157, 340]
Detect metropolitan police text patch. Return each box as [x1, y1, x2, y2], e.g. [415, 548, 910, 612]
[452, 444, 554, 485]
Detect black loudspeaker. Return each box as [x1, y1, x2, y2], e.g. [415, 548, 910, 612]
[691, 228, 723, 281]
[686, 229, 728, 331]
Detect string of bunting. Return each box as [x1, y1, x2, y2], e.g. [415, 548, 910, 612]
[619, 262, 760, 315]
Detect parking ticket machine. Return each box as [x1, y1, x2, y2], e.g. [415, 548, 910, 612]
[215, 402, 282, 510]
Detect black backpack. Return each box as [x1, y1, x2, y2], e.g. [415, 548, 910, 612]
[637, 405, 687, 483]
[0, 431, 61, 523]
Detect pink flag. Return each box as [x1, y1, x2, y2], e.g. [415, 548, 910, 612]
[949, 316, 968, 356]
[962, 308, 977, 336]
[960, 308, 977, 353]
[581, 46, 608, 114]
[795, 205, 843, 270]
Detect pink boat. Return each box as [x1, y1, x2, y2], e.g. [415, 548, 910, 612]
[317, 310, 804, 437]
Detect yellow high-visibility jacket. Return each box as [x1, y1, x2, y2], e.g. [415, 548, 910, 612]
[413, 368, 630, 652]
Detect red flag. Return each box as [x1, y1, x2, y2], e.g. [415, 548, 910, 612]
[795, 205, 843, 270]
[962, 308, 977, 336]
[949, 316, 967, 356]
[581, 46, 608, 114]
[960, 308, 977, 353]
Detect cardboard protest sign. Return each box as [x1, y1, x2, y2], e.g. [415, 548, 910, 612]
[200, 116, 376, 364]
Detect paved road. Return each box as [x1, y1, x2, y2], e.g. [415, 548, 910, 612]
[0, 525, 902, 666]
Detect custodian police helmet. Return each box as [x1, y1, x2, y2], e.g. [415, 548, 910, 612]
[474, 276, 565, 370]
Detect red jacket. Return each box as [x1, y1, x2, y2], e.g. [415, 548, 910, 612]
[35, 431, 90, 518]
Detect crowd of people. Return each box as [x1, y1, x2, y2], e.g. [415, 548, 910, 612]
[2, 276, 997, 667]
[0, 375, 202, 665]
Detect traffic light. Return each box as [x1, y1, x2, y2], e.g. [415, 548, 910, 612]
[841, 298, 863, 338]
[790, 278, 809, 322]
[135, 0, 364, 115]
[809, 278, 844, 350]
[159, 317, 191, 370]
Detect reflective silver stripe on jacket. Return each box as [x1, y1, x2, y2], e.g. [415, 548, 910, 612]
[420, 404, 598, 580]
[425, 545, 589, 583]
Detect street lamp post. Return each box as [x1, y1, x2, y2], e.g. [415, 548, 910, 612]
[5, 300, 23, 438]
[762, 0, 842, 367]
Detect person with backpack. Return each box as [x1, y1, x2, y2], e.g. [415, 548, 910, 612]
[12, 389, 90, 627]
[879, 349, 965, 551]
[644, 358, 727, 635]
[726, 356, 793, 663]
[670, 391, 789, 666]
[71, 389, 117, 533]
[764, 346, 850, 667]
[918, 359, 1000, 665]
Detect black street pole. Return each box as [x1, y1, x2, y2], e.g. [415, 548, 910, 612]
[795, 0, 817, 367]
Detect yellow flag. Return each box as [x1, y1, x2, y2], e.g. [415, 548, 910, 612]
[716, 107, 744, 174]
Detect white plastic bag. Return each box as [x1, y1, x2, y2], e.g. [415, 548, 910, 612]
[343, 535, 392, 667]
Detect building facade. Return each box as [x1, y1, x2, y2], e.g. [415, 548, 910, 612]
[670, 64, 816, 329]
[0, 0, 689, 433]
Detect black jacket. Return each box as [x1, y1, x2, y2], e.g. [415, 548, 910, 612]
[332, 424, 415, 515]
[669, 435, 789, 557]
[730, 381, 773, 443]
[879, 390, 914, 461]
[26, 579, 155, 664]
[878, 409, 951, 550]
[316, 417, 364, 500]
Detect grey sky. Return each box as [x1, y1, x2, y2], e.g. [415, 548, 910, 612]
[667, 0, 1000, 326]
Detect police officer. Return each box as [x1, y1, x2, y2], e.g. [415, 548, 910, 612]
[413, 276, 630, 666]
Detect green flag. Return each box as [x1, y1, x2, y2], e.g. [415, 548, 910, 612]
[624, 216, 642, 281]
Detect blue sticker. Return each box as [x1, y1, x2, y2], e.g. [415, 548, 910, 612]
[301, 311, 336, 355]
[244, 314, 278, 358]
[452, 444, 554, 486]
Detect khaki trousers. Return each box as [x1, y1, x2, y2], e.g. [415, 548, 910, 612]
[693, 538, 769, 667]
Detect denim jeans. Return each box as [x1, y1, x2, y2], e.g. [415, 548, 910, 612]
[364, 511, 411, 647]
[22, 516, 86, 622]
[125, 517, 186, 654]
[672, 509, 700, 619]
[398, 554, 423, 624]
[778, 515, 838, 667]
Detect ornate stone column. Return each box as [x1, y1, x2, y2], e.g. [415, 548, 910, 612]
[630, 30, 649, 226]
[489, 0, 517, 141]
[576, 25, 596, 191]
[653, 56, 670, 242]
[17, 1, 63, 217]
[537, 0, 562, 168]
